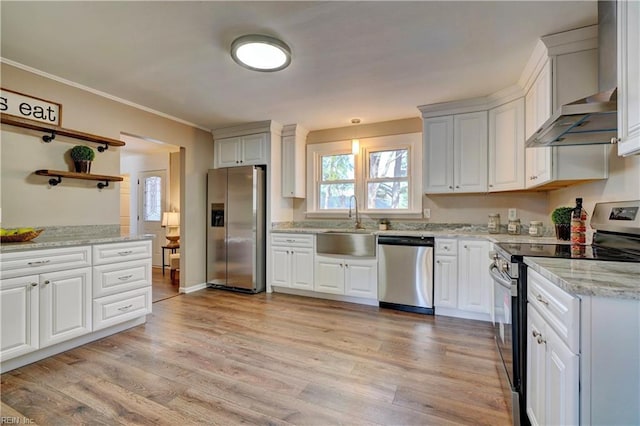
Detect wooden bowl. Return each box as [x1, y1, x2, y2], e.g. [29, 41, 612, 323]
[0, 229, 44, 243]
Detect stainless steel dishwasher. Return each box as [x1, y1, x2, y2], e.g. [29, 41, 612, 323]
[378, 235, 434, 314]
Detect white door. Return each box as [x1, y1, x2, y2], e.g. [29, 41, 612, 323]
[434, 255, 458, 309]
[0, 275, 39, 361]
[290, 247, 314, 290]
[454, 111, 488, 193]
[314, 255, 345, 294]
[423, 116, 454, 193]
[344, 258, 377, 299]
[138, 170, 167, 267]
[271, 246, 291, 287]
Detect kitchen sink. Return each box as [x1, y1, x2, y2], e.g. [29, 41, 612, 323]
[316, 231, 376, 257]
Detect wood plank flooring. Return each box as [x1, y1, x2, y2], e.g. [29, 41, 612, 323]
[1, 290, 511, 425]
[152, 266, 179, 303]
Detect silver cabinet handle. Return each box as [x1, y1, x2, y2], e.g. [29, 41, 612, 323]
[285, 239, 295, 243]
[339, 263, 344, 268]
[532, 330, 541, 338]
[464, 245, 468, 249]
[118, 275, 133, 281]
[537, 336, 546, 345]
[30, 282, 38, 287]
[455, 185, 460, 189]
[436, 260, 441, 264]
[118, 250, 133, 256]
[448, 186, 453, 189]
[118, 304, 133, 311]
[535, 294, 549, 305]
[28, 260, 50, 266]
[43, 280, 51, 285]
[345, 264, 349, 268]
[443, 246, 449, 250]
[610, 137, 619, 144]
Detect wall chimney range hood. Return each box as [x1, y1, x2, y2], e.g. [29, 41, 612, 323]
[526, 1, 618, 148]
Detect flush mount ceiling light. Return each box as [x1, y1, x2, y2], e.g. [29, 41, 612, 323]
[230, 34, 291, 72]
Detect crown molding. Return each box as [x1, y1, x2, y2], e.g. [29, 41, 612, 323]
[0, 57, 211, 132]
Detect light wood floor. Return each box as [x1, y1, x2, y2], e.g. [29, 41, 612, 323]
[152, 266, 179, 303]
[1, 290, 511, 425]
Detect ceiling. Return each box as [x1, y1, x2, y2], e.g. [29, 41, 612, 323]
[0, 1, 597, 133]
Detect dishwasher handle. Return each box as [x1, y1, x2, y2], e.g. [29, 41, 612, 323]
[377, 235, 434, 247]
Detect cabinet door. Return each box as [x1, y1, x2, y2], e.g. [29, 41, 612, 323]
[241, 134, 267, 165]
[271, 246, 291, 287]
[617, 0, 640, 156]
[546, 326, 579, 426]
[290, 247, 314, 290]
[525, 147, 552, 188]
[454, 111, 488, 193]
[314, 255, 345, 294]
[527, 305, 547, 426]
[434, 255, 457, 309]
[215, 137, 241, 168]
[423, 116, 454, 193]
[489, 98, 525, 191]
[39, 267, 92, 348]
[282, 134, 296, 197]
[0, 275, 39, 361]
[344, 258, 377, 299]
[457, 240, 491, 315]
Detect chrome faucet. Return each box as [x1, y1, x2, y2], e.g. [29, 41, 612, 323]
[349, 195, 364, 229]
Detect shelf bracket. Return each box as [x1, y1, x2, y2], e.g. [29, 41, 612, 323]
[42, 131, 56, 143]
[48, 176, 62, 186]
[97, 181, 109, 189]
[97, 143, 109, 153]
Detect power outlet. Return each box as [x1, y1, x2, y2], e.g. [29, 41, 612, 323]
[508, 208, 517, 221]
[423, 208, 431, 219]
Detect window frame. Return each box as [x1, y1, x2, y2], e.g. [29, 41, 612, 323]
[364, 146, 411, 212]
[306, 133, 422, 218]
[317, 151, 356, 210]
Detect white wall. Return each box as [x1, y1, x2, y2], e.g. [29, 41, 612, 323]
[0, 63, 214, 291]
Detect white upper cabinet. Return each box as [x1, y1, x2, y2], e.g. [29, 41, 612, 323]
[489, 98, 526, 191]
[423, 111, 487, 193]
[617, 0, 640, 156]
[521, 26, 609, 189]
[214, 133, 268, 168]
[281, 124, 308, 198]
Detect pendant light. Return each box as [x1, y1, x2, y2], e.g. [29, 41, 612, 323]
[351, 118, 361, 155]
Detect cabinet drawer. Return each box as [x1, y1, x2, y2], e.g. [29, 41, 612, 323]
[93, 259, 151, 298]
[93, 287, 151, 331]
[0, 246, 91, 280]
[92, 241, 152, 265]
[271, 233, 314, 248]
[528, 268, 580, 353]
[435, 239, 457, 255]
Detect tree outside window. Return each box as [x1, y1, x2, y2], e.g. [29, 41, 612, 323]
[319, 153, 354, 209]
[366, 149, 409, 209]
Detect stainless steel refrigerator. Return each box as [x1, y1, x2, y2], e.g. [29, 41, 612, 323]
[207, 166, 266, 293]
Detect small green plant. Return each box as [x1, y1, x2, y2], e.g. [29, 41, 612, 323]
[69, 145, 95, 161]
[551, 207, 573, 225]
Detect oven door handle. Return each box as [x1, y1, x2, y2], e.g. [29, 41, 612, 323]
[489, 264, 518, 297]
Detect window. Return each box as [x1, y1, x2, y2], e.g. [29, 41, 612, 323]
[306, 134, 422, 217]
[366, 149, 408, 209]
[143, 176, 162, 221]
[319, 153, 355, 209]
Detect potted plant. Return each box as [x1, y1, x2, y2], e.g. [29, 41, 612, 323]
[69, 145, 95, 173]
[551, 206, 573, 241]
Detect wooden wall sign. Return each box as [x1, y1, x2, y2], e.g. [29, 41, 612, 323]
[0, 88, 61, 126]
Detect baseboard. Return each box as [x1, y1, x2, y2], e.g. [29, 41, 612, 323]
[180, 282, 207, 294]
[272, 286, 378, 306]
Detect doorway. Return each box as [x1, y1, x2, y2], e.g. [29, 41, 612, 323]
[120, 134, 181, 302]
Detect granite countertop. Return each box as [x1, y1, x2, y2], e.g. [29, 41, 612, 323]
[270, 227, 561, 244]
[524, 257, 640, 300]
[0, 225, 154, 253]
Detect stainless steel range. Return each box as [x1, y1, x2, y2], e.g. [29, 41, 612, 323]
[490, 200, 640, 426]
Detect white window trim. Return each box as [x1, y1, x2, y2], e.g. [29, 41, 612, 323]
[306, 133, 422, 218]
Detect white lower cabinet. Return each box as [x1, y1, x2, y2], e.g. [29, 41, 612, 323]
[270, 234, 314, 290]
[39, 267, 92, 348]
[314, 254, 377, 299]
[527, 268, 579, 426]
[0, 240, 152, 371]
[0, 275, 39, 361]
[434, 238, 491, 321]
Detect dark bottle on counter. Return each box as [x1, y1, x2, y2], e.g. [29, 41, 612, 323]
[570, 198, 587, 244]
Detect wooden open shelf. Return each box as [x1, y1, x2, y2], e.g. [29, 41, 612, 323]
[1, 113, 125, 150]
[35, 169, 124, 189]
